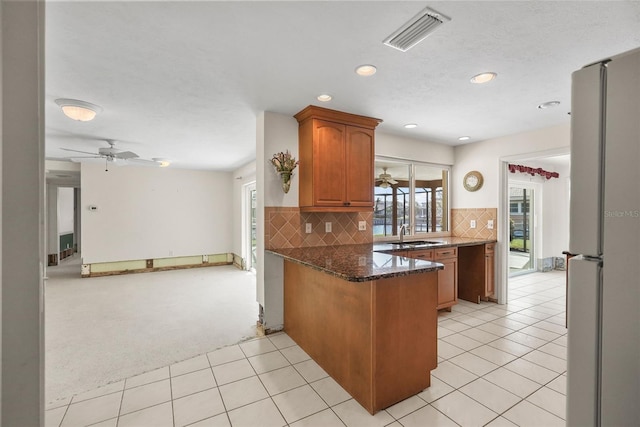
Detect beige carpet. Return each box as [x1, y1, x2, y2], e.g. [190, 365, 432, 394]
[45, 255, 258, 402]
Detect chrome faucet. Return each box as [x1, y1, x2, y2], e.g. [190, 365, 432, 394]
[399, 223, 407, 243]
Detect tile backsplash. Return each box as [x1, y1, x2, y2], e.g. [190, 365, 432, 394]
[451, 208, 498, 240]
[266, 206, 496, 249]
[265, 207, 372, 250]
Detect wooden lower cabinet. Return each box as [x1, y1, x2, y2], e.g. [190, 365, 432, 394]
[283, 260, 438, 414]
[405, 248, 458, 310]
[458, 243, 496, 303]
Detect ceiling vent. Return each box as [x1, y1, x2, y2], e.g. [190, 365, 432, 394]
[383, 6, 451, 52]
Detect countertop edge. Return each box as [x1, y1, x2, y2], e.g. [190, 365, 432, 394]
[267, 249, 443, 282]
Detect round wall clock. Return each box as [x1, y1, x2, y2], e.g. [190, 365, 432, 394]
[463, 171, 484, 192]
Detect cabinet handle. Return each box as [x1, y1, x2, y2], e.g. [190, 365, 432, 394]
[440, 251, 453, 255]
[343, 202, 351, 206]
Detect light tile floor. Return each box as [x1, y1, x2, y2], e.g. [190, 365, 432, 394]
[46, 271, 567, 427]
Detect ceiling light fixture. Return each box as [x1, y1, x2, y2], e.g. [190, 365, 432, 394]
[153, 158, 171, 167]
[355, 64, 377, 76]
[317, 94, 332, 102]
[537, 101, 561, 109]
[470, 72, 497, 84]
[404, 123, 418, 129]
[458, 136, 471, 141]
[55, 98, 102, 122]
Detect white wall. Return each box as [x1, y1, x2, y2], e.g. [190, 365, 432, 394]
[263, 112, 299, 207]
[376, 132, 454, 165]
[453, 123, 570, 208]
[81, 163, 232, 264]
[537, 161, 570, 258]
[1, 0, 44, 423]
[256, 111, 298, 330]
[57, 187, 74, 234]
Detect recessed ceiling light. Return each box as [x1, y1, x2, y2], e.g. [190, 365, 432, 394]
[538, 101, 561, 109]
[458, 136, 471, 141]
[355, 64, 377, 76]
[317, 94, 332, 102]
[404, 123, 418, 129]
[470, 72, 497, 84]
[152, 158, 171, 167]
[55, 98, 102, 121]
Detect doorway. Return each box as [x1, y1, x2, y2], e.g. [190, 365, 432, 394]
[509, 183, 537, 275]
[244, 181, 257, 271]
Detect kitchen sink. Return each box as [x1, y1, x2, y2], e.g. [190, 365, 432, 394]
[390, 240, 441, 246]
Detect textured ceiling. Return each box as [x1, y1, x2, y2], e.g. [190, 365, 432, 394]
[45, 1, 640, 171]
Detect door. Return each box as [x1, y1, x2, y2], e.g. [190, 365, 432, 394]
[244, 182, 257, 271]
[313, 119, 346, 206]
[344, 126, 374, 207]
[508, 184, 536, 275]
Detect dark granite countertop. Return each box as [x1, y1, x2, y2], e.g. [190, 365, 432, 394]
[373, 236, 496, 253]
[267, 244, 443, 282]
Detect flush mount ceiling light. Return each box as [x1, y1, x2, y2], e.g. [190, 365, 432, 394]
[55, 98, 102, 121]
[153, 158, 171, 167]
[470, 72, 497, 84]
[383, 6, 451, 52]
[404, 123, 418, 129]
[317, 94, 332, 102]
[458, 136, 471, 141]
[355, 64, 377, 77]
[538, 101, 561, 109]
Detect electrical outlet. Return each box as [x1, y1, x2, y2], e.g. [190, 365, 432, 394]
[470, 220, 477, 229]
[325, 222, 332, 233]
[203, 255, 209, 263]
[305, 223, 312, 233]
[358, 221, 366, 231]
[487, 219, 494, 230]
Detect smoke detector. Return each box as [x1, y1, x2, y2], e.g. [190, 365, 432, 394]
[383, 6, 451, 52]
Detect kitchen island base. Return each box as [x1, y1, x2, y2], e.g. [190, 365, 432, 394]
[284, 260, 438, 414]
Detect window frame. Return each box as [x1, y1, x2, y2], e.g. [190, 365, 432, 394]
[373, 156, 451, 241]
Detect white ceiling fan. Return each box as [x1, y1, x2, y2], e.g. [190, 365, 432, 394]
[375, 167, 399, 188]
[60, 139, 158, 171]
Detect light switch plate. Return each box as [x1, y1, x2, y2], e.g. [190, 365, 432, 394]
[358, 221, 366, 231]
[470, 220, 477, 229]
[305, 223, 312, 233]
[325, 222, 332, 233]
[487, 219, 494, 229]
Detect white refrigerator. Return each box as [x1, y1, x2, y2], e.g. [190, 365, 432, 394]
[567, 47, 640, 426]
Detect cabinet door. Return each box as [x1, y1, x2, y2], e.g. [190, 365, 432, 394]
[485, 253, 495, 297]
[313, 120, 346, 206]
[437, 258, 458, 309]
[345, 126, 374, 207]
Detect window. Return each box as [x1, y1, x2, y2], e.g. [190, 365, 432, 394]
[373, 159, 449, 238]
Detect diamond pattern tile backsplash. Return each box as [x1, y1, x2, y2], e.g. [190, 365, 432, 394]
[265, 207, 373, 249]
[265, 207, 496, 250]
[451, 208, 498, 240]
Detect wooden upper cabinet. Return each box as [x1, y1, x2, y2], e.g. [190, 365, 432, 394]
[295, 106, 382, 212]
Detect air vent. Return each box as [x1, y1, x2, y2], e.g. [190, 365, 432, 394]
[383, 6, 451, 52]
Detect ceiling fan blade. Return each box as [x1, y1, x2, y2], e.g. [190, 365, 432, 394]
[60, 147, 100, 156]
[129, 158, 158, 165]
[388, 178, 398, 184]
[65, 155, 103, 159]
[114, 151, 139, 160]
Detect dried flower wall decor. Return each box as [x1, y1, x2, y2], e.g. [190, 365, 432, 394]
[271, 150, 299, 193]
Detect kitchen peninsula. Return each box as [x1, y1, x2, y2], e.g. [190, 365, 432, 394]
[267, 244, 443, 414]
